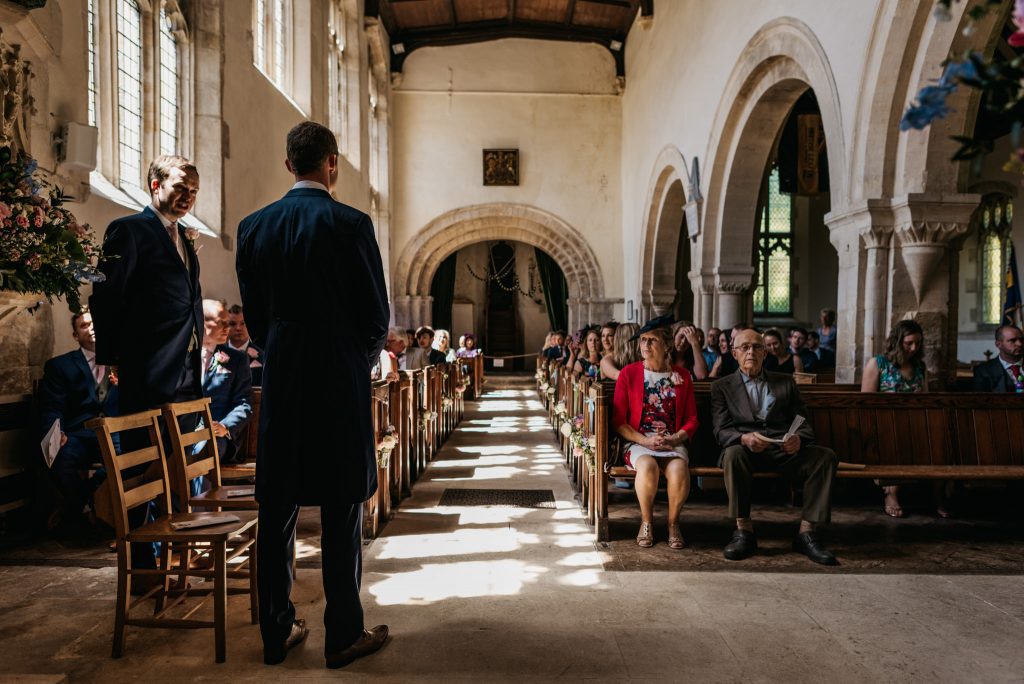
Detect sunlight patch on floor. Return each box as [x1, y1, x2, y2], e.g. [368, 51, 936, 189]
[431, 455, 527, 467]
[431, 465, 527, 480]
[375, 527, 541, 560]
[368, 559, 549, 605]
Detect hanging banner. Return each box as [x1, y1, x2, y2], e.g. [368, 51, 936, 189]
[797, 114, 824, 195]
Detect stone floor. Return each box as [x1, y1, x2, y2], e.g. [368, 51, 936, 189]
[1, 375, 1022, 682]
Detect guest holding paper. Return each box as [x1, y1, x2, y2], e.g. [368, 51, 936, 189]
[37, 310, 118, 534]
[710, 328, 838, 565]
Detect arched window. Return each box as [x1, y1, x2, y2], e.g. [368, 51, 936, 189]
[977, 194, 1014, 325]
[752, 166, 793, 315]
[158, 6, 180, 156]
[115, 0, 143, 188]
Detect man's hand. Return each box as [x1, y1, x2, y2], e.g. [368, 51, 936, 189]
[60, 432, 68, 448]
[211, 421, 229, 439]
[740, 432, 772, 453]
[781, 433, 801, 455]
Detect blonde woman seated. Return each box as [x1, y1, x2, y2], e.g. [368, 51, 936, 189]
[433, 328, 457, 363]
[600, 322, 640, 381]
[573, 327, 603, 379]
[612, 315, 699, 549]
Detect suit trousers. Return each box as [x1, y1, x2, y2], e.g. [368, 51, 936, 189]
[51, 429, 104, 518]
[721, 443, 837, 524]
[258, 500, 365, 655]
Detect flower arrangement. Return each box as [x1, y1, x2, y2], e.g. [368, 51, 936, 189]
[377, 425, 397, 468]
[564, 413, 597, 469]
[0, 147, 104, 311]
[418, 410, 438, 430]
[441, 397, 454, 410]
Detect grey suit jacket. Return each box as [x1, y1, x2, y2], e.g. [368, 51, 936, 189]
[710, 371, 816, 449]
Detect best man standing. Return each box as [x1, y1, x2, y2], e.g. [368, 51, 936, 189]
[89, 155, 203, 578]
[236, 122, 391, 668]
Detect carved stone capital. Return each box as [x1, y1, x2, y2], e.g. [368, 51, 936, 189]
[861, 225, 894, 249]
[895, 221, 968, 247]
[713, 267, 754, 294]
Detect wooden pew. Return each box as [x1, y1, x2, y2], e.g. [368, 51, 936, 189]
[581, 378, 1024, 541]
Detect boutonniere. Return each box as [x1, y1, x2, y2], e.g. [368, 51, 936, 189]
[212, 350, 232, 374]
[670, 371, 685, 386]
[184, 226, 201, 253]
[246, 346, 259, 360]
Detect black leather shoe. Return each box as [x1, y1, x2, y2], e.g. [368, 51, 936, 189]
[793, 532, 838, 565]
[723, 529, 757, 561]
[325, 625, 389, 669]
[264, 618, 309, 665]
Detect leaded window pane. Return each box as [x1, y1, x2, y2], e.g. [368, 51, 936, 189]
[754, 167, 792, 315]
[87, 0, 97, 127]
[116, 0, 143, 188]
[159, 9, 178, 156]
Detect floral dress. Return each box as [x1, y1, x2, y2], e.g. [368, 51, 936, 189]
[622, 370, 686, 468]
[875, 355, 925, 393]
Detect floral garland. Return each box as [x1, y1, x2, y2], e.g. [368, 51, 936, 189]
[418, 409, 438, 430]
[559, 413, 596, 469]
[0, 147, 104, 311]
[377, 425, 397, 468]
[441, 397, 454, 410]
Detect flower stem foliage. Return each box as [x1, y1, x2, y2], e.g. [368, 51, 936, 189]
[0, 146, 104, 312]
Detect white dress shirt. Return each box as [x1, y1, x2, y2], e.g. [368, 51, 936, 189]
[291, 180, 330, 193]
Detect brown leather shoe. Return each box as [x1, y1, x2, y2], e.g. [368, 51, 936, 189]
[325, 625, 389, 669]
[264, 618, 309, 665]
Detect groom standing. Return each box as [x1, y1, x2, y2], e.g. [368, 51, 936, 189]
[236, 121, 391, 668]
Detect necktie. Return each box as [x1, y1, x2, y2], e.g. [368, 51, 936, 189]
[167, 221, 178, 246]
[202, 348, 213, 382]
[1010, 364, 1022, 392]
[93, 362, 106, 386]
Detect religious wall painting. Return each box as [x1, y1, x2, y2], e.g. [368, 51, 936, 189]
[483, 149, 519, 186]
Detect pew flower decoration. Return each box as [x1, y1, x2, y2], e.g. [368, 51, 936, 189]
[535, 369, 546, 383]
[554, 401, 567, 418]
[560, 421, 573, 438]
[441, 397, 454, 410]
[0, 147, 104, 312]
[567, 418, 597, 469]
[418, 410, 438, 430]
[538, 381, 550, 393]
[545, 385, 556, 396]
[376, 425, 397, 468]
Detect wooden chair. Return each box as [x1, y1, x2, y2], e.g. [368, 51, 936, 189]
[87, 409, 258, 663]
[162, 397, 257, 512]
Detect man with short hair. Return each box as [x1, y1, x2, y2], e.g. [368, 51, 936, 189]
[386, 326, 409, 370]
[787, 326, 817, 372]
[237, 121, 390, 668]
[90, 154, 203, 577]
[805, 330, 836, 370]
[200, 300, 253, 464]
[415, 326, 447, 365]
[227, 304, 264, 386]
[710, 329, 839, 565]
[543, 330, 566, 362]
[37, 310, 119, 532]
[973, 325, 1024, 392]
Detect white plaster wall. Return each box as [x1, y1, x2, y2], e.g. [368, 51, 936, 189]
[392, 39, 623, 315]
[620, 0, 881, 316]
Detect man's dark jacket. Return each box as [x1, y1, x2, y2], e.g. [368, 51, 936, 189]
[972, 358, 1019, 392]
[236, 187, 390, 506]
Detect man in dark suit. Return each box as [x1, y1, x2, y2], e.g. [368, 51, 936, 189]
[227, 304, 264, 386]
[710, 328, 838, 565]
[787, 326, 818, 372]
[805, 330, 836, 370]
[38, 310, 118, 531]
[237, 121, 390, 668]
[973, 324, 1024, 392]
[89, 155, 203, 574]
[414, 326, 447, 366]
[200, 300, 252, 464]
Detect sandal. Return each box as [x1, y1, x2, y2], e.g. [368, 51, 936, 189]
[636, 521, 653, 548]
[667, 524, 685, 550]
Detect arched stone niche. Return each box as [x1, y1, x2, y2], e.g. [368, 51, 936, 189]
[392, 203, 613, 331]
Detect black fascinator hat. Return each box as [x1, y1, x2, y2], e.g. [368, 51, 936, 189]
[629, 313, 675, 341]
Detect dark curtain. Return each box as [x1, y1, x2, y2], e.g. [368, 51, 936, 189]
[534, 248, 568, 332]
[430, 252, 458, 331]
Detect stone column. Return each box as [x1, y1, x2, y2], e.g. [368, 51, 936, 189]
[392, 296, 412, 328]
[566, 297, 582, 332]
[691, 272, 715, 331]
[713, 267, 754, 329]
[890, 193, 977, 386]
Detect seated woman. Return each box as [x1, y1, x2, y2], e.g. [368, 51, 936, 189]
[574, 327, 602, 378]
[670, 321, 709, 380]
[709, 330, 737, 378]
[433, 328, 457, 363]
[817, 308, 837, 353]
[860, 318, 947, 517]
[600, 322, 640, 381]
[600, 321, 618, 360]
[762, 328, 804, 374]
[456, 333, 480, 358]
[612, 316, 699, 550]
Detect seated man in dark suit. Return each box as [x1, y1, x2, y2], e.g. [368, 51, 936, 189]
[788, 326, 818, 372]
[805, 330, 836, 370]
[710, 328, 838, 565]
[543, 330, 566, 363]
[227, 304, 264, 386]
[973, 324, 1023, 392]
[37, 310, 118, 531]
[200, 300, 253, 464]
[415, 326, 448, 365]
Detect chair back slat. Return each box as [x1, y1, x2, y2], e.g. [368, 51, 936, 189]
[87, 409, 171, 538]
[161, 398, 221, 511]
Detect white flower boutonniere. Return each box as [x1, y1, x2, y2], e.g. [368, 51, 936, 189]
[184, 226, 201, 253]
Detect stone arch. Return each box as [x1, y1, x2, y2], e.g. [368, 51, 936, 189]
[639, 145, 690, 320]
[392, 203, 608, 330]
[700, 17, 846, 325]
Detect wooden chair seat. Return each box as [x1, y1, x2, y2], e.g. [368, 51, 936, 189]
[127, 511, 258, 543]
[189, 487, 258, 510]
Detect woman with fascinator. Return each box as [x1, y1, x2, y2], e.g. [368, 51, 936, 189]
[611, 315, 699, 549]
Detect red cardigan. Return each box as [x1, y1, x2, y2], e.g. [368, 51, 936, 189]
[612, 361, 699, 438]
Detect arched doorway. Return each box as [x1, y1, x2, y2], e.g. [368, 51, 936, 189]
[429, 240, 567, 371]
[392, 203, 610, 333]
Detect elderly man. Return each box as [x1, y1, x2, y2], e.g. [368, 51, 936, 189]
[973, 324, 1024, 392]
[200, 300, 253, 464]
[710, 329, 838, 565]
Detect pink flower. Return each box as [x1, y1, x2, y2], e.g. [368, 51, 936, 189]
[184, 227, 200, 242]
[33, 214, 43, 228]
[215, 350, 231, 365]
[247, 346, 259, 359]
[26, 255, 42, 270]
[0, 202, 10, 220]
[15, 215, 29, 228]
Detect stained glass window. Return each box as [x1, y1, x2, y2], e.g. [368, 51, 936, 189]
[158, 8, 179, 156]
[116, 0, 143, 188]
[977, 195, 1013, 325]
[752, 167, 793, 315]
